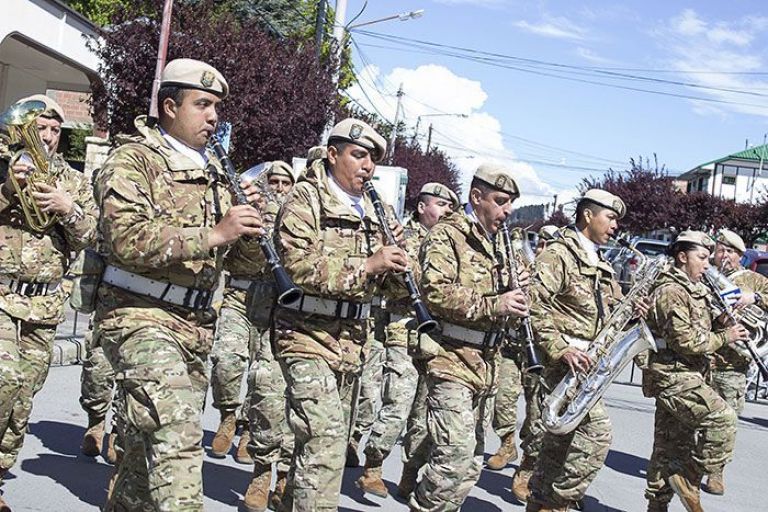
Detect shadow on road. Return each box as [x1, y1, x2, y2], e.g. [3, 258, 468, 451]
[604, 449, 647, 479]
[582, 495, 628, 511]
[740, 415, 768, 430]
[476, 466, 520, 505]
[201, 458, 251, 507]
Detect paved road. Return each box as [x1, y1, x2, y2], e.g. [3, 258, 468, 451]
[3, 362, 766, 512]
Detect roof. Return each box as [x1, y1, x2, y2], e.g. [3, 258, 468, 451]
[699, 143, 768, 168]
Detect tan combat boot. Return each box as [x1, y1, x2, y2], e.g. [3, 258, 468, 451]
[210, 411, 237, 458]
[0, 494, 9, 512]
[235, 431, 253, 465]
[511, 455, 535, 502]
[356, 462, 388, 498]
[668, 471, 704, 512]
[243, 463, 272, 512]
[105, 432, 118, 465]
[487, 434, 518, 470]
[270, 470, 288, 510]
[647, 500, 669, 512]
[702, 471, 724, 495]
[397, 464, 419, 499]
[81, 418, 105, 457]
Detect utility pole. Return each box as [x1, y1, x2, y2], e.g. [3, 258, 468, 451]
[386, 84, 404, 163]
[314, 0, 327, 61]
[319, 0, 348, 142]
[426, 124, 433, 153]
[751, 133, 767, 203]
[148, 0, 174, 125]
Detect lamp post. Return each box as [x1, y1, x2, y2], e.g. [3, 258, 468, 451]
[347, 9, 425, 31]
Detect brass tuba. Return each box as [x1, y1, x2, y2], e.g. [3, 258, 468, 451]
[1, 99, 58, 232]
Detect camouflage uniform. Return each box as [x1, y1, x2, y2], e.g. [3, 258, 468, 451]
[93, 116, 234, 511]
[0, 152, 97, 473]
[273, 158, 395, 511]
[528, 227, 622, 508]
[409, 208, 509, 512]
[79, 326, 116, 426]
[350, 316, 384, 452]
[642, 266, 737, 506]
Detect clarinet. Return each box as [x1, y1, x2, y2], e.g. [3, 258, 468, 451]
[209, 135, 303, 306]
[363, 180, 437, 334]
[500, 224, 543, 374]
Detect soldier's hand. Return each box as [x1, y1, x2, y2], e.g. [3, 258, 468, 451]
[389, 221, 406, 248]
[31, 183, 74, 215]
[735, 292, 756, 308]
[9, 162, 33, 189]
[240, 181, 266, 210]
[726, 324, 750, 344]
[561, 347, 592, 374]
[365, 246, 408, 276]
[208, 204, 264, 248]
[632, 296, 653, 319]
[516, 268, 531, 289]
[496, 289, 529, 318]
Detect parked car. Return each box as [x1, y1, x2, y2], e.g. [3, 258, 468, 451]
[612, 237, 670, 293]
[741, 249, 768, 277]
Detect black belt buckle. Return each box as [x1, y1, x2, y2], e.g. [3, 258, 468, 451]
[483, 330, 502, 349]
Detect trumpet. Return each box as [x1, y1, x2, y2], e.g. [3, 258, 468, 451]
[209, 135, 302, 306]
[363, 180, 437, 334]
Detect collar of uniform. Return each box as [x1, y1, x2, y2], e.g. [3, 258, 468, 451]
[576, 230, 600, 266]
[327, 171, 365, 218]
[160, 127, 208, 169]
[303, 158, 380, 224]
[557, 227, 614, 275]
[463, 203, 495, 242]
[664, 265, 709, 298]
[133, 115, 213, 172]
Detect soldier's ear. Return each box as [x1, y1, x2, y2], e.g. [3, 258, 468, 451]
[469, 187, 481, 207]
[161, 97, 178, 121]
[327, 145, 338, 166]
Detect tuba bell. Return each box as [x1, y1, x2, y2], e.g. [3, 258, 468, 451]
[1, 99, 59, 232]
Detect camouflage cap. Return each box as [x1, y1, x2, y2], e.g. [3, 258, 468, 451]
[716, 228, 746, 254]
[327, 118, 387, 162]
[473, 163, 520, 197]
[419, 182, 459, 208]
[268, 160, 295, 183]
[674, 230, 715, 251]
[161, 58, 229, 99]
[538, 224, 560, 241]
[16, 94, 66, 123]
[580, 189, 626, 219]
[307, 145, 327, 162]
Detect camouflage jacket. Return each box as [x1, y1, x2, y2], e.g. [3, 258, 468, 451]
[0, 153, 97, 324]
[644, 266, 727, 396]
[273, 159, 398, 374]
[712, 267, 768, 371]
[92, 116, 232, 354]
[530, 227, 622, 364]
[419, 209, 510, 392]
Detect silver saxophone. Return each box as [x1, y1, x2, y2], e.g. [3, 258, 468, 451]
[541, 241, 668, 435]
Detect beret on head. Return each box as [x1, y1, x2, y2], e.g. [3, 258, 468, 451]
[268, 160, 295, 183]
[716, 229, 746, 254]
[327, 118, 387, 162]
[674, 230, 715, 251]
[16, 94, 66, 123]
[161, 58, 229, 99]
[538, 224, 560, 241]
[473, 163, 520, 197]
[580, 189, 626, 219]
[419, 182, 459, 208]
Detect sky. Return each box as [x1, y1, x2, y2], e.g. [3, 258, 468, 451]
[341, 0, 768, 208]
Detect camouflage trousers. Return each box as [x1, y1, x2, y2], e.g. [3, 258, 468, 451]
[401, 359, 431, 472]
[351, 336, 384, 444]
[210, 304, 254, 420]
[100, 323, 209, 512]
[645, 376, 737, 505]
[280, 356, 360, 512]
[80, 328, 116, 423]
[409, 376, 495, 512]
[363, 319, 419, 463]
[710, 368, 747, 415]
[246, 329, 293, 472]
[0, 310, 55, 471]
[528, 367, 612, 508]
[492, 351, 523, 440]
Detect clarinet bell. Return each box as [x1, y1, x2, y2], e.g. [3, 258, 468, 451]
[274, 266, 303, 306]
[525, 345, 544, 374]
[413, 301, 438, 334]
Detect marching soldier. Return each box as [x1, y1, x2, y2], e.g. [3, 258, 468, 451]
[356, 182, 458, 497]
[703, 229, 768, 495]
[79, 324, 118, 463]
[0, 94, 97, 510]
[527, 190, 631, 511]
[93, 59, 264, 511]
[409, 164, 529, 511]
[535, 224, 559, 255]
[273, 118, 404, 511]
[643, 231, 747, 512]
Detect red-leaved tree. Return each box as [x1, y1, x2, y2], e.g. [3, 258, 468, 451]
[391, 139, 462, 210]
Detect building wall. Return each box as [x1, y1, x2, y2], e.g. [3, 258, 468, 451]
[49, 89, 92, 125]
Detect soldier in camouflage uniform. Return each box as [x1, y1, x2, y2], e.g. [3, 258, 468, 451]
[93, 59, 265, 512]
[701, 229, 768, 495]
[527, 190, 628, 512]
[356, 182, 458, 499]
[209, 160, 295, 471]
[273, 118, 407, 511]
[410, 164, 530, 512]
[643, 231, 747, 512]
[0, 94, 97, 509]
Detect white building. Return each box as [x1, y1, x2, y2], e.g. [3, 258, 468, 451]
[678, 144, 768, 204]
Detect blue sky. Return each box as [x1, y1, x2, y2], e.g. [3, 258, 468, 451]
[343, 0, 768, 206]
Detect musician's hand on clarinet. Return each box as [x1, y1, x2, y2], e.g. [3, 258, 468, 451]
[240, 181, 266, 210]
[365, 246, 408, 276]
[726, 324, 750, 345]
[389, 221, 406, 248]
[495, 289, 529, 318]
[208, 204, 264, 248]
[516, 268, 531, 289]
[561, 347, 592, 374]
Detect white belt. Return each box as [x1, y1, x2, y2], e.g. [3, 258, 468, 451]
[102, 265, 214, 310]
[0, 275, 61, 297]
[441, 322, 503, 348]
[372, 296, 384, 308]
[390, 313, 408, 323]
[563, 335, 591, 352]
[283, 294, 371, 320]
[227, 276, 257, 291]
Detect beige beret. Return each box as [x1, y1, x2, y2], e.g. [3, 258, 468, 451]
[161, 58, 229, 99]
[716, 229, 746, 254]
[16, 94, 66, 123]
[581, 189, 626, 219]
[268, 160, 295, 183]
[307, 145, 327, 162]
[674, 230, 714, 251]
[538, 224, 560, 241]
[419, 182, 459, 208]
[473, 163, 520, 197]
[327, 118, 387, 162]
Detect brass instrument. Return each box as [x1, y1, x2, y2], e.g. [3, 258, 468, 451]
[0, 100, 58, 232]
[541, 241, 667, 435]
[499, 224, 542, 373]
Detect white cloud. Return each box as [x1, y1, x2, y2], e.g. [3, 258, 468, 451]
[575, 47, 613, 64]
[514, 16, 587, 41]
[346, 64, 560, 205]
[433, 0, 509, 6]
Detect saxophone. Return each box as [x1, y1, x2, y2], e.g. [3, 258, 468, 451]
[541, 243, 667, 435]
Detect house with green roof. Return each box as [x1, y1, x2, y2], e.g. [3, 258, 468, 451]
[678, 144, 768, 204]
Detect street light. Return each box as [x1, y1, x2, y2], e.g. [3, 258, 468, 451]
[348, 9, 425, 31]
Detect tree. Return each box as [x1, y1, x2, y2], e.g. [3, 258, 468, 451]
[391, 139, 461, 211]
[87, 0, 336, 167]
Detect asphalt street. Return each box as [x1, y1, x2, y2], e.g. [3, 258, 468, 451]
[2, 331, 766, 511]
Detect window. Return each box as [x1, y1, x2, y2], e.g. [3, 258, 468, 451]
[722, 176, 736, 185]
